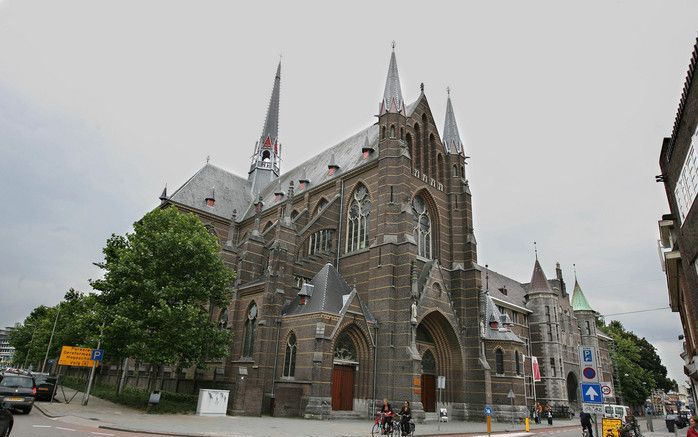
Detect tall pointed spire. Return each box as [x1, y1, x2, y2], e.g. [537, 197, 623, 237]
[529, 259, 553, 292]
[248, 60, 282, 195]
[379, 42, 405, 115]
[442, 87, 464, 155]
[259, 60, 281, 147]
[571, 276, 594, 312]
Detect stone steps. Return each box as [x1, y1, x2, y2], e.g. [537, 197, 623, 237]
[329, 410, 364, 420]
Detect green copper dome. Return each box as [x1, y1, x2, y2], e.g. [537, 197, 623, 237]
[571, 279, 594, 312]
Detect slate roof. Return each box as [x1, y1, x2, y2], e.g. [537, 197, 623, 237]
[242, 123, 380, 219]
[483, 294, 524, 343]
[283, 263, 353, 316]
[480, 265, 528, 308]
[167, 163, 253, 220]
[529, 259, 553, 292]
[571, 279, 595, 312]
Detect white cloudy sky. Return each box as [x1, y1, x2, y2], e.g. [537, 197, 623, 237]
[0, 0, 696, 382]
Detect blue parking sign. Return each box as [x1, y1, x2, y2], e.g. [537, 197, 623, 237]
[91, 349, 104, 361]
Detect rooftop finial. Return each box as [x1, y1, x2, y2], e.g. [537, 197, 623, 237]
[534, 241, 538, 260]
[446, 86, 450, 96]
[485, 264, 489, 294]
[573, 263, 577, 280]
[391, 40, 396, 50]
[206, 155, 210, 164]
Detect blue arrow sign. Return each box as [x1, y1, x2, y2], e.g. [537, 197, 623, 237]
[91, 349, 104, 361]
[581, 383, 603, 404]
[484, 405, 493, 416]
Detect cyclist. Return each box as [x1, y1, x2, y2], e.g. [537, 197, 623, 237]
[379, 398, 394, 434]
[399, 400, 412, 436]
[580, 411, 593, 437]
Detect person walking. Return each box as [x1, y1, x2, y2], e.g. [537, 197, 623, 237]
[546, 405, 554, 426]
[399, 400, 412, 436]
[581, 411, 594, 437]
[687, 416, 698, 437]
[645, 405, 654, 432]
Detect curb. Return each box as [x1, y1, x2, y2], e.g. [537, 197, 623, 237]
[33, 403, 65, 419]
[98, 426, 214, 437]
[421, 424, 580, 437]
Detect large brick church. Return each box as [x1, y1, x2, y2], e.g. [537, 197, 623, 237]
[157, 46, 615, 420]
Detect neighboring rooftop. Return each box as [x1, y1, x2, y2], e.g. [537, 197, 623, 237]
[283, 263, 352, 316]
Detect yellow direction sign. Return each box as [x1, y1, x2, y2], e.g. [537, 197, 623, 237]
[602, 417, 623, 437]
[58, 346, 100, 367]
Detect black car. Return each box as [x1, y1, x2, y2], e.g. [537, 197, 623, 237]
[0, 406, 12, 436]
[0, 373, 35, 414]
[32, 374, 56, 402]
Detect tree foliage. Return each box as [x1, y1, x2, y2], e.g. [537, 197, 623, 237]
[601, 320, 673, 406]
[90, 207, 235, 370]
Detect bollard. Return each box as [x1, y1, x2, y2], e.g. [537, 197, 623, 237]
[487, 415, 492, 436]
[526, 417, 530, 432]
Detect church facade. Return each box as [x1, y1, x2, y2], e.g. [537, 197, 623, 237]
[157, 47, 615, 420]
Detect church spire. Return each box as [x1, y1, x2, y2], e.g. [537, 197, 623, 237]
[259, 61, 281, 147]
[379, 42, 405, 115]
[248, 60, 282, 195]
[443, 88, 464, 155]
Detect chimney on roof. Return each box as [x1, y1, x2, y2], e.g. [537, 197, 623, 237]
[361, 135, 374, 159]
[298, 167, 310, 190]
[205, 187, 216, 207]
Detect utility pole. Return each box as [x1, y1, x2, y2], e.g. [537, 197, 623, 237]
[22, 327, 38, 369]
[41, 307, 60, 373]
[82, 322, 105, 406]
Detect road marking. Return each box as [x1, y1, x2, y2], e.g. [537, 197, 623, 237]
[32, 425, 52, 428]
[91, 433, 114, 436]
[56, 427, 76, 431]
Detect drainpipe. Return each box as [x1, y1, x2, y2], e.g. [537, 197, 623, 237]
[270, 317, 282, 414]
[336, 180, 345, 272]
[372, 322, 379, 418]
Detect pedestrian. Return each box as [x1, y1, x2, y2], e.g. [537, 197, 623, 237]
[535, 402, 542, 424]
[687, 416, 698, 437]
[547, 405, 553, 426]
[581, 411, 594, 437]
[645, 405, 654, 432]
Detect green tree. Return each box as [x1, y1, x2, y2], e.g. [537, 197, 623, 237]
[602, 321, 672, 406]
[91, 207, 234, 388]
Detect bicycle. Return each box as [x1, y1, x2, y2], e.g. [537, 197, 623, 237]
[582, 427, 591, 437]
[395, 413, 416, 437]
[372, 411, 399, 437]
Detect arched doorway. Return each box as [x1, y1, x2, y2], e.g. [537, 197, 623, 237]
[567, 372, 579, 403]
[416, 311, 465, 411]
[331, 325, 371, 411]
[421, 349, 436, 412]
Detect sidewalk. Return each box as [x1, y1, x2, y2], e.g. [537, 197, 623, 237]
[35, 387, 579, 437]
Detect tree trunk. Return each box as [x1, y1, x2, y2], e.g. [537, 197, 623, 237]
[117, 357, 129, 395]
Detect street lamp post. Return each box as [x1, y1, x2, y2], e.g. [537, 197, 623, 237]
[41, 307, 60, 373]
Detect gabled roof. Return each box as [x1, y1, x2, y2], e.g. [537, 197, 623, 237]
[242, 124, 379, 219]
[283, 263, 352, 316]
[167, 163, 253, 220]
[442, 91, 464, 155]
[528, 259, 553, 293]
[571, 279, 595, 312]
[480, 265, 528, 308]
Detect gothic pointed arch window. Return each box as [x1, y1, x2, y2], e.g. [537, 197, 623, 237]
[515, 350, 521, 375]
[283, 332, 297, 378]
[242, 302, 257, 357]
[346, 184, 371, 253]
[412, 194, 433, 259]
[495, 348, 504, 375]
[334, 332, 357, 362]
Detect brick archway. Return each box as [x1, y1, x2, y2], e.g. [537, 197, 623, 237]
[416, 311, 465, 404]
[331, 323, 372, 411]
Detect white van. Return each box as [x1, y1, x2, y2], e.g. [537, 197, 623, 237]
[604, 404, 630, 422]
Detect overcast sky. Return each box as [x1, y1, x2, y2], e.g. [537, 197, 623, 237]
[1, 0, 696, 383]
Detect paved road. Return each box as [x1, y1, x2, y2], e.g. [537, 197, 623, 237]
[9, 406, 171, 437]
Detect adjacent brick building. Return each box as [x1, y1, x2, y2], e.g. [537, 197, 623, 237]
[155, 47, 615, 420]
[657, 37, 698, 409]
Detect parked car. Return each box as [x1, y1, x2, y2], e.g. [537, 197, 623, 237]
[32, 374, 56, 402]
[0, 372, 36, 414]
[0, 406, 13, 437]
[604, 404, 630, 422]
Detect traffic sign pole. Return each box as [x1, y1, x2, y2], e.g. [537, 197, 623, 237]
[82, 323, 105, 406]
